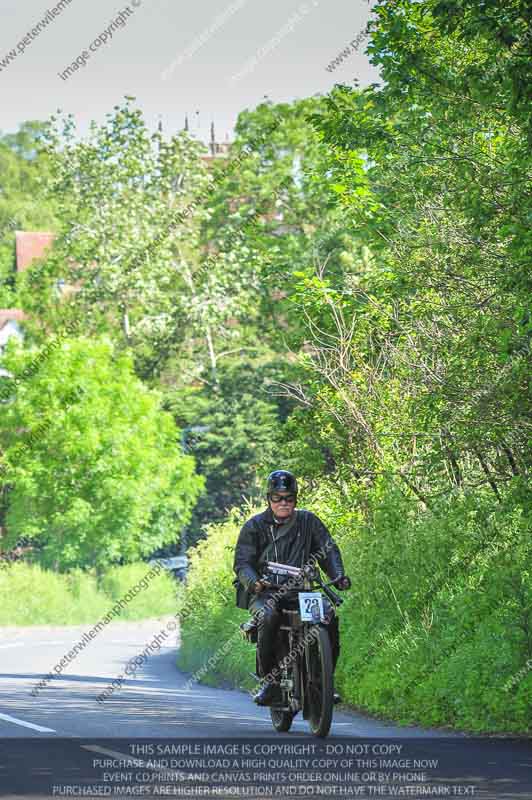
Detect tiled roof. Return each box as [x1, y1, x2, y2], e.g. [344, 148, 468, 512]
[15, 231, 55, 272]
[0, 309, 26, 330]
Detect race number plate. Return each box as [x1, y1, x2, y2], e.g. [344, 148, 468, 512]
[298, 592, 324, 622]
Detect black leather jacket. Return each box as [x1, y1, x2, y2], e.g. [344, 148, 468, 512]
[233, 506, 346, 605]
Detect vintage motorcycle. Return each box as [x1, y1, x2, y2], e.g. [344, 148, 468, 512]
[240, 560, 345, 738]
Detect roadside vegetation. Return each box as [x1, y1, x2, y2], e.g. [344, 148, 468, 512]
[0, 561, 177, 626]
[178, 490, 531, 735]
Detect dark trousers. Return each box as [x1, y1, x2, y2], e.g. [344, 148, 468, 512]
[248, 588, 340, 680]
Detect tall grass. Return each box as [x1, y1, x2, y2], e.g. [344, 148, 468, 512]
[0, 561, 177, 626]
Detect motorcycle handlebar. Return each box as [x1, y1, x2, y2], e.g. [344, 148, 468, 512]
[316, 576, 343, 608]
[262, 561, 344, 607]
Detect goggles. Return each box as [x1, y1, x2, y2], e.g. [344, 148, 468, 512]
[269, 493, 296, 504]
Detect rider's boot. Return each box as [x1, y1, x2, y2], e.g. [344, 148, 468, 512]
[253, 679, 281, 706]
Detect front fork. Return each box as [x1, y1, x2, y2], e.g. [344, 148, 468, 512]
[278, 628, 303, 713]
[279, 625, 316, 715]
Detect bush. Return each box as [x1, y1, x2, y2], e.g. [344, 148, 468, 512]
[177, 483, 532, 734]
[175, 507, 255, 690]
[0, 561, 178, 626]
[314, 482, 532, 734]
[99, 562, 177, 620]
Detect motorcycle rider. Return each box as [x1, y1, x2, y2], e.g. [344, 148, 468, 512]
[233, 469, 351, 706]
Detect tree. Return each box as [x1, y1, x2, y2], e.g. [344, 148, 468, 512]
[0, 121, 58, 306]
[163, 353, 300, 541]
[289, 0, 532, 505]
[0, 336, 204, 570]
[199, 99, 362, 357]
[17, 99, 210, 376]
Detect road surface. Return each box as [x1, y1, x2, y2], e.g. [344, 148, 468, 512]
[0, 618, 530, 799]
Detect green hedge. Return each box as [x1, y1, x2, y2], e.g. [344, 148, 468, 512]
[176, 486, 531, 734]
[175, 508, 256, 690]
[0, 561, 177, 626]
[331, 485, 531, 733]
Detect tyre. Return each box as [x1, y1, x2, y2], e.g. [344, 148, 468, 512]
[270, 706, 295, 732]
[306, 625, 334, 737]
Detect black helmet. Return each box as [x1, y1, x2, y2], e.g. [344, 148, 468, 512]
[266, 470, 298, 497]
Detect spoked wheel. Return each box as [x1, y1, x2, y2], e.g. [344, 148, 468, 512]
[270, 633, 296, 733]
[270, 706, 295, 732]
[306, 625, 334, 737]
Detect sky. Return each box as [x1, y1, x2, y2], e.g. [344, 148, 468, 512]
[0, 0, 380, 143]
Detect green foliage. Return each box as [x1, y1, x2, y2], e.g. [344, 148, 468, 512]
[175, 506, 256, 687]
[309, 479, 532, 733]
[173, 4, 532, 734]
[203, 99, 361, 351]
[17, 100, 210, 368]
[153, 99, 358, 538]
[0, 121, 58, 305]
[2, 0, 531, 737]
[0, 561, 177, 626]
[163, 354, 301, 541]
[178, 486, 531, 733]
[0, 562, 107, 626]
[0, 336, 203, 570]
[293, 0, 532, 509]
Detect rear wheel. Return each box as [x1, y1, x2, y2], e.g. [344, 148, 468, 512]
[306, 625, 334, 737]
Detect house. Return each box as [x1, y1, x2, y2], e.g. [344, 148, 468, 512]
[15, 231, 55, 273]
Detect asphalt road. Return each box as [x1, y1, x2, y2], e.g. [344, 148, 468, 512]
[0, 617, 461, 739]
[0, 618, 530, 799]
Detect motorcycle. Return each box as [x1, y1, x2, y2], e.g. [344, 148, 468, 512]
[240, 560, 345, 738]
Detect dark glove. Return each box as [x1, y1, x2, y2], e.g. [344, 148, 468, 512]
[334, 576, 351, 591]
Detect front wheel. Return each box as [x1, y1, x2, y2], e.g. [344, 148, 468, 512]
[305, 625, 334, 737]
[270, 707, 295, 732]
